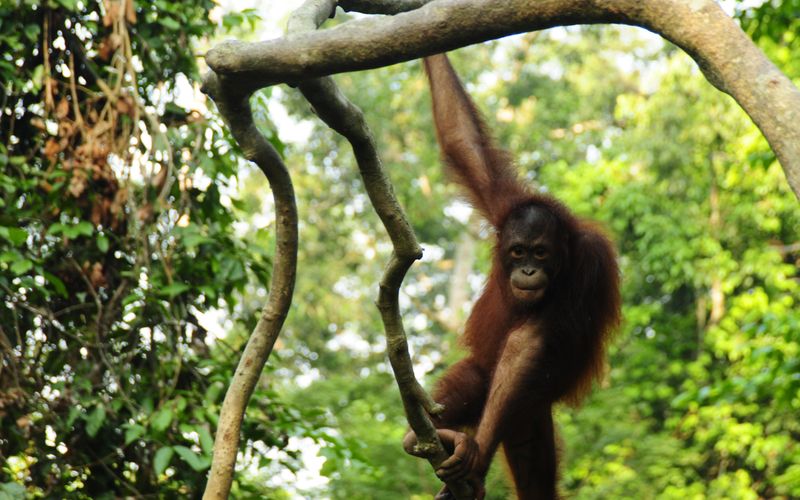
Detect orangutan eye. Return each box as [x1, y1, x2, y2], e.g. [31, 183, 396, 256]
[533, 247, 549, 260]
[510, 246, 525, 259]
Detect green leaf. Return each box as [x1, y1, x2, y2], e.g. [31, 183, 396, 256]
[0, 227, 27, 246]
[97, 234, 109, 253]
[56, 221, 94, 239]
[173, 445, 211, 471]
[24, 23, 40, 42]
[10, 259, 33, 275]
[58, 0, 79, 10]
[198, 426, 214, 455]
[151, 407, 174, 432]
[47, 223, 65, 236]
[160, 282, 190, 298]
[198, 285, 217, 301]
[43, 272, 67, 297]
[153, 446, 174, 476]
[0, 481, 26, 498]
[182, 232, 213, 249]
[63, 404, 82, 427]
[85, 405, 106, 438]
[141, 397, 154, 414]
[159, 16, 181, 30]
[74, 221, 94, 237]
[124, 424, 146, 445]
[122, 292, 141, 306]
[204, 381, 224, 404]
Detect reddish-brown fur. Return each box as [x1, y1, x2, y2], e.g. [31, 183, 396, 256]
[413, 54, 622, 500]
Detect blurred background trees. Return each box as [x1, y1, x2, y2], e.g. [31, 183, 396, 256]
[1, 0, 798, 498]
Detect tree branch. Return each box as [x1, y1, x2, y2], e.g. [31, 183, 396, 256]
[200, 75, 298, 499]
[206, 0, 800, 199]
[339, 0, 432, 15]
[287, 1, 471, 497]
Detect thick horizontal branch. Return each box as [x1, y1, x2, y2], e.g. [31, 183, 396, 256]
[206, 0, 800, 199]
[206, 0, 610, 83]
[339, 0, 432, 15]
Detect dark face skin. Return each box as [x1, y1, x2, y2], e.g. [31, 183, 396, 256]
[500, 205, 563, 304]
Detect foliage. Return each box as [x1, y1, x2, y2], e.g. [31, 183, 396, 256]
[0, 1, 312, 497]
[736, 0, 800, 47]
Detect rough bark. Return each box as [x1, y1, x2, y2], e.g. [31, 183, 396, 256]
[206, 0, 800, 199]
